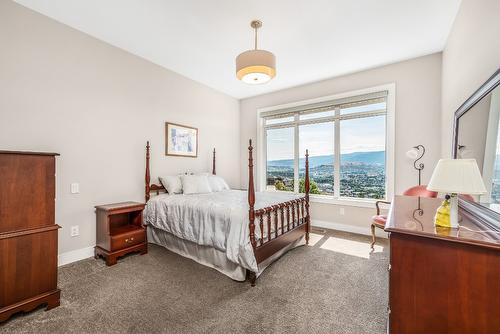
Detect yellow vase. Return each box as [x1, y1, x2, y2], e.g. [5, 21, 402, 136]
[434, 198, 451, 228]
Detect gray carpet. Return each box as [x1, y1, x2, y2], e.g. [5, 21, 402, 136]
[1, 229, 389, 334]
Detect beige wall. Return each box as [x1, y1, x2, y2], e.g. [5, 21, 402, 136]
[0, 1, 240, 257]
[441, 0, 500, 157]
[240, 54, 442, 231]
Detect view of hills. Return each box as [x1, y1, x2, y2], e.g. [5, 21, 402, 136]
[267, 150, 386, 199]
[267, 151, 385, 167]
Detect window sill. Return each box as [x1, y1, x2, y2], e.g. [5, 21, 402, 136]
[309, 195, 382, 208]
[259, 189, 384, 208]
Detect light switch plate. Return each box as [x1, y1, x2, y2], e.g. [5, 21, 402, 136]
[70, 225, 79, 237]
[70, 183, 79, 194]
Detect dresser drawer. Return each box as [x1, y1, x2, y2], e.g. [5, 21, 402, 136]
[0, 228, 59, 307]
[110, 228, 145, 251]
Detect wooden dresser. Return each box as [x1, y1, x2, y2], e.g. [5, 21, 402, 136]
[386, 195, 500, 333]
[0, 151, 61, 322]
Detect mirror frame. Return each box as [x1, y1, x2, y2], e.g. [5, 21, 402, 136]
[452, 68, 500, 231]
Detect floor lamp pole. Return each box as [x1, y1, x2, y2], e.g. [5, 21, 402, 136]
[413, 145, 425, 186]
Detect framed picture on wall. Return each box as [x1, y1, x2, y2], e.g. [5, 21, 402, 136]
[165, 122, 198, 157]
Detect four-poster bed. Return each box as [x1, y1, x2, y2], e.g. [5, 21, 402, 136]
[144, 140, 310, 286]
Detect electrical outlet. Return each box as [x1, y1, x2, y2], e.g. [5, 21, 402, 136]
[339, 208, 345, 215]
[70, 225, 79, 237]
[70, 183, 80, 194]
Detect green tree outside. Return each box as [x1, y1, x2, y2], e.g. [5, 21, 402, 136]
[299, 178, 321, 194]
[274, 178, 321, 194]
[274, 180, 293, 192]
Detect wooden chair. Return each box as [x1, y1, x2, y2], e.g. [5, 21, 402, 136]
[371, 185, 438, 249]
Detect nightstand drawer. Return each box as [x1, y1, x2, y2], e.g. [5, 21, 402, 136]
[110, 229, 145, 251]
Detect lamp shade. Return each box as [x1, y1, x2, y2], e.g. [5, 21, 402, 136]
[406, 148, 419, 159]
[427, 159, 487, 195]
[236, 49, 276, 84]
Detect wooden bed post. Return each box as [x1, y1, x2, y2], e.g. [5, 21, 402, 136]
[305, 149, 310, 245]
[145, 141, 151, 203]
[212, 148, 216, 175]
[248, 139, 257, 286]
[248, 140, 256, 250]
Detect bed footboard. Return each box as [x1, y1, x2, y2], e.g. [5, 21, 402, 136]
[247, 139, 310, 285]
[253, 198, 309, 262]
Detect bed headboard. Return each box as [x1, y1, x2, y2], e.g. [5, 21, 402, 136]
[145, 141, 216, 202]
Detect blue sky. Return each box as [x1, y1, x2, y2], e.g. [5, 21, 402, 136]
[267, 114, 385, 161]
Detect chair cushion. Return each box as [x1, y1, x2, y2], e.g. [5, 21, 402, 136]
[372, 215, 387, 227]
[402, 185, 438, 198]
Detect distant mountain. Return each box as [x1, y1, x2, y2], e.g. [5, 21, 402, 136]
[341, 151, 385, 164]
[268, 151, 385, 168]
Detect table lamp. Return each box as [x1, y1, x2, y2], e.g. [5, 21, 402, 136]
[427, 159, 486, 228]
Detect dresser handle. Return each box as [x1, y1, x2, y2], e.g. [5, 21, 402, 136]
[125, 238, 129, 243]
[130, 237, 134, 241]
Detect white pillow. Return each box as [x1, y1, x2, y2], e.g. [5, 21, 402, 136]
[181, 175, 212, 195]
[207, 175, 230, 192]
[159, 176, 183, 194]
[207, 175, 222, 192]
[219, 177, 230, 190]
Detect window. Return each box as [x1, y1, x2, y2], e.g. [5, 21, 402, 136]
[339, 115, 386, 199]
[299, 122, 334, 195]
[260, 87, 392, 202]
[266, 127, 294, 192]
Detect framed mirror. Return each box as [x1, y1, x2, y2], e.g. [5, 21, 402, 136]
[453, 69, 500, 231]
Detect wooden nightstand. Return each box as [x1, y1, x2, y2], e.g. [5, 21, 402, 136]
[94, 201, 147, 266]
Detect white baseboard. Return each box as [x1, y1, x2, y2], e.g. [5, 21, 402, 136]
[311, 219, 388, 238]
[58, 246, 94, 267]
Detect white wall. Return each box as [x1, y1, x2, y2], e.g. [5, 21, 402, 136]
[441, 0, 500, 157]
[0, 1, 240, 258]
[240, 54, 442, 231]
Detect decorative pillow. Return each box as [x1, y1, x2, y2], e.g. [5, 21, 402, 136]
[159, 175, 183, 194]
[219, 177, 230, 190]
[207, 175, 222, 192]
[207, 175, 230, 192]
[181, 175, 212, 195]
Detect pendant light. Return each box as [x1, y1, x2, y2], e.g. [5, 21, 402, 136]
[236, 20, 276, 84]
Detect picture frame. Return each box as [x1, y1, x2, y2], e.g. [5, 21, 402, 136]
[165, 122, 198, 157]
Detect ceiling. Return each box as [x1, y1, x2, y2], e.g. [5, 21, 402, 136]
[15, 0, 461, 99]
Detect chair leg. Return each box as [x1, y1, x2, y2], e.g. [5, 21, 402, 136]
[370, 223, 376, 250]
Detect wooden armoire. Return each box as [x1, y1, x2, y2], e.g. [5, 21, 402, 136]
[0, 151, 61, 322]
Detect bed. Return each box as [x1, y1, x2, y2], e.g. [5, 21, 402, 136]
[143, 140, 311, 285]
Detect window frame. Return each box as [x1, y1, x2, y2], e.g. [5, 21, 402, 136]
[256, 84, 395, 207]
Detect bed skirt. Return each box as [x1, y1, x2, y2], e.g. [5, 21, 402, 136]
[147, 226, 305, 282]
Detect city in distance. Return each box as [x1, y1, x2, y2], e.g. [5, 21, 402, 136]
[267, 151, 385, 199]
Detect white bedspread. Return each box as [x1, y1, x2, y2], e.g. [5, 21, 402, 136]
[144, 190, 302, 273]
